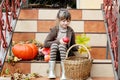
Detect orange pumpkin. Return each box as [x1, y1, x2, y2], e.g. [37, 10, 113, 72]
[12, 43, 38, 60]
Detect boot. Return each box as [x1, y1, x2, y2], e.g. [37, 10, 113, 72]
[48, 61, 56, 78]
[60, 61, 66, 80]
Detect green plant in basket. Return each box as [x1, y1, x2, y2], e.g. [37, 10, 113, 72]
[75, 34, 91, 54]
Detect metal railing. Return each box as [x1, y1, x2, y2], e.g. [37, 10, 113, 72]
[102, 0, 119, 80]
[0, 0, 25, 73]
[0, 0, 119, 79]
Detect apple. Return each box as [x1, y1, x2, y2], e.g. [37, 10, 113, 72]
[41, 48, 50, 55]
[44, 55, 50, 62]
[62, 37, 69, 43]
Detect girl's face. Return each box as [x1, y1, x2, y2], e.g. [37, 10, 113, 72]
[59, 19, 70, 29]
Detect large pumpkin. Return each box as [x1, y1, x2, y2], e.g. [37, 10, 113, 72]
[12, 43, 38, 60]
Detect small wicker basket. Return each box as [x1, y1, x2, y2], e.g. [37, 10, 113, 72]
[63, 44, 93, 80]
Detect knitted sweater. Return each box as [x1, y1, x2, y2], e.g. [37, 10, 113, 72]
[56, 26, 67, 40]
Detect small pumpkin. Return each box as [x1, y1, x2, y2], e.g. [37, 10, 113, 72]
[12, 43, 38, 60]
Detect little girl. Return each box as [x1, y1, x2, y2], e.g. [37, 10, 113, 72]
[44, 8, 76, 80]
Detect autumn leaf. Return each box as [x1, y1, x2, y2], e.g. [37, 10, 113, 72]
[75, 34, 91, 54]
[76, 34, 90, 45]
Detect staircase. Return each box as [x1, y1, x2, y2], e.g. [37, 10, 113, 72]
[3, 0, 115, 80]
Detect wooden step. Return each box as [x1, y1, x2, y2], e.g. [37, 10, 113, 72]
[30, 76, 114, 80]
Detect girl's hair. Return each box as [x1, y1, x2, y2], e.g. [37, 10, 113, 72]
[55, 8, 71, 26]
[57, 8, 71, 21]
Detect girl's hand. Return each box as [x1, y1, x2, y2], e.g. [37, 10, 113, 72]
[60, 38, 67, 44]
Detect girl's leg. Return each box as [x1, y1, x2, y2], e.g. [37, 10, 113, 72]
[48, 43, 58, 79]
[59, 44, 67, 80]
[59, 44, 67, 60]
[50, 43, 58, 61]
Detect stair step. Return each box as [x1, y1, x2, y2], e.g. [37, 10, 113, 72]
[2, 60, 114, 78]
[30, 77, 114, 80]
[13, 8, 109, 59]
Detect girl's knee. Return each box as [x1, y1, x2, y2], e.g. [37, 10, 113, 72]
[59, 44, 67, 51]
[51, 43, 58, 46]
[51, 43, 59, 49]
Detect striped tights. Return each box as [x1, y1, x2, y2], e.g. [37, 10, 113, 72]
[50, 43, 67, 61]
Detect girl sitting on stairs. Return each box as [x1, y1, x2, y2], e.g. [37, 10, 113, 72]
[44, 8, 77, 80]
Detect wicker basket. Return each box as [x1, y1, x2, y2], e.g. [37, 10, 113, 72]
[63, 44, 93, 80]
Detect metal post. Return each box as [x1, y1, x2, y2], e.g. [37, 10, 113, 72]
[76, 0, 80, 9]
[118, 2, 120, 79]
[106, 41, 108, 59]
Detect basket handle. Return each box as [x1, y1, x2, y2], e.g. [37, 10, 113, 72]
[66, 44, 91, 59]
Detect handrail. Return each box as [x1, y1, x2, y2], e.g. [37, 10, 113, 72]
[0, 0, 26, 72]
[102, 0, 119, 80]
